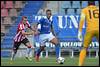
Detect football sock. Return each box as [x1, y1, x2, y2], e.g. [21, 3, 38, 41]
[55, 43, 60, 58]
[11, 50, 17, 61]
[26, 47, 32, 57]
[79, 48, 86, 66]
[37, 48, 42, 56]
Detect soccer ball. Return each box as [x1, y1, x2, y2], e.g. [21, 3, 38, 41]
[57, 57, 65, 64]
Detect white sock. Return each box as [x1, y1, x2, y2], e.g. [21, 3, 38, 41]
[26, 48, 32, 57]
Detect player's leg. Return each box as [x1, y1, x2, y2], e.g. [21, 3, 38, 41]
[36, 45, 45, 56]
[49, 33, 60, 59]
[27, 35, 35, 58]
[10, 42, 21, 61]
[33, 41, 37, 57]
[35, 45, 46, 61]
[50, 38, 60, 59]
[79, 31, 93, 66]
[26, 43, 32, 58]
[35, 34, 47, 61]
[35, 38, 47, 61]
[22, 38, 32, 61]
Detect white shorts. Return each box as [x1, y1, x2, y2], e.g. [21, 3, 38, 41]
[39, 32, 55, 46]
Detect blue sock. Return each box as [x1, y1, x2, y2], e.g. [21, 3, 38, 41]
[37, 48, 42, 56]
[55, 43, 60, 58]
[34, 48, 37, 57]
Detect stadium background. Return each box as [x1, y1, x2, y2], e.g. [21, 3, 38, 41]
[1, 1, 99, 66]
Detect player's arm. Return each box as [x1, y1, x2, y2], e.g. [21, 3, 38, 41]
[29, 26, 35, 31]
[79, 12, 85, 32]
[26, 21, 36, 32]
[78, 10, 86, 41]
[51, 22, 56, 36]
[33, 23, 40, 35]
[21, 30, 34, 35]
[19, 24, 34, 35]
[34, 18, 44, 35]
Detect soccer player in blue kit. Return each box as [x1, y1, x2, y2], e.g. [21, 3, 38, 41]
[35, 9, 62, 62]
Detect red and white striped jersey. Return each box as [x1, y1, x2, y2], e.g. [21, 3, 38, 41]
[14, 21, 31, 42]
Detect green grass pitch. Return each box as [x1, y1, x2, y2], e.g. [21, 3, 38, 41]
[1, 57, 99, 66]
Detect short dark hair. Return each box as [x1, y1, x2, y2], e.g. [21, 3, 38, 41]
[22, 16, 27, 20]
[46, 9, 51, 13]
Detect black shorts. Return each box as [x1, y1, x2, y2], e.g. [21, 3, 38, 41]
[13, 38, 29, 50]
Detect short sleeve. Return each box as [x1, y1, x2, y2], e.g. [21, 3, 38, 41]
[26, 21, 31, 28]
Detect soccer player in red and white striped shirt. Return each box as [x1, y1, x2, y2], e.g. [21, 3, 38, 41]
[10, 16, 34, 62]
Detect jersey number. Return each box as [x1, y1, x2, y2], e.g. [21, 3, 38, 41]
[89, 9, 99, 19]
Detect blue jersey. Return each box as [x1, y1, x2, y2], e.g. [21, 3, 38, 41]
[38, 17, 53, 34]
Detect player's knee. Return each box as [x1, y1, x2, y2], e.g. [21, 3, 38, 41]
[52, 41, 58, 45]
[82, 47, 88, 50]
[27, 45, 32, 48]
[55, 42, 60, 46]
[40, 46, 45, 51]
[55, 39, 59, 44]
[50, 38, 58, 44]
[13, 48, 17, 53]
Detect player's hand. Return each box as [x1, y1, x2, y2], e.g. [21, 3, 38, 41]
[34, 30, 40, 36]
[78, 31, 83, 41]
[30, 31, 34, 35]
